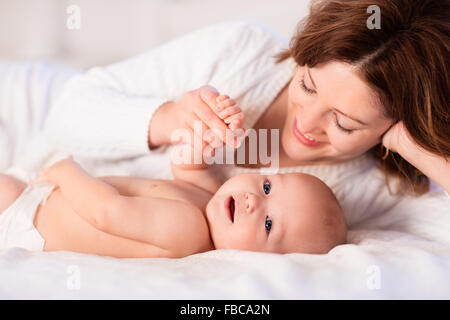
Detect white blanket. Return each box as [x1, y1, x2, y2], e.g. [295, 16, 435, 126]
[0, 189, 449, 299]
[0, 62, 449, 299]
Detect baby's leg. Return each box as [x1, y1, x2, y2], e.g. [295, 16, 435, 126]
[0, 174, 27, 214]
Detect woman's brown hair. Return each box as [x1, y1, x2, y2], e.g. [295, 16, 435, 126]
[276, 0, 450, 195]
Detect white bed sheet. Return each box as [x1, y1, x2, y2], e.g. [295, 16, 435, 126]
[1, 189, 449, 299]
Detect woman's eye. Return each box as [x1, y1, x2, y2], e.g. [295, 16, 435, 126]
[300, 78, 315, 95]
[265, 217, 272, 233]
[333, 114, 354, 134]
[263, 180, 271, 195]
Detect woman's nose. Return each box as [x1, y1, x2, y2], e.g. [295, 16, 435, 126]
[297, 104, 325, 134]
[244, 192, 260, 214]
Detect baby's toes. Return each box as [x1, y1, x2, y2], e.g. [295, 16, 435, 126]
[218, 105, 241, 119]
[216, 98, 236, 112]
[224, 112, 245, 127]
[216, 94, 229, 104]
[215, 95, 230, 111]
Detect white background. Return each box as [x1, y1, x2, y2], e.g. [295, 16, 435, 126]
[0, 0, 310, 69]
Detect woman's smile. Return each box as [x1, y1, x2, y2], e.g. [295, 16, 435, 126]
[293, 118, 323, 147]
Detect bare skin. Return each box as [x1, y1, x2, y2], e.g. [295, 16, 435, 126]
[0, 88, 238, 258]
[0, 88, 346, 258]
[33, 176, 215, 258]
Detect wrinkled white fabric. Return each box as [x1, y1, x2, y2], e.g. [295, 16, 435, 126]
[0, 183, 54, 252]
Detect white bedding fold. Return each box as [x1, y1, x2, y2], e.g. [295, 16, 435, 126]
[1, 190, 448, 299]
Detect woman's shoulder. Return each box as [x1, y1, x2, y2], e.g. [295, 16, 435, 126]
[171, 20, 289, 64]
[194, 19, 288, 44]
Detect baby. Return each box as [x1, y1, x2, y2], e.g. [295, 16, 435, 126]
[0, 94, 347, 258]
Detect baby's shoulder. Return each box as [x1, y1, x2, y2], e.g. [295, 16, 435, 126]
[100, 176, 211, 207]
[149, 179, 213, 212]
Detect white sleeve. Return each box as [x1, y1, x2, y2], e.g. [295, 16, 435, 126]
[336, 164, 450, 233]
[44, 20, 268, 160]
[335, 166, 405, 227]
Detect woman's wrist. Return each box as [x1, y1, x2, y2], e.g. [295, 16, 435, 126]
[395, 133, 420, 162]
[148, 101, 176, 149]
[397, 136, 450, 193]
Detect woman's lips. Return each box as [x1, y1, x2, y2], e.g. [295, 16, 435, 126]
[293, 118, 322, 147]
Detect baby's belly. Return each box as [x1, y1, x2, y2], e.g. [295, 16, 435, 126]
[33, 189, 169, 258]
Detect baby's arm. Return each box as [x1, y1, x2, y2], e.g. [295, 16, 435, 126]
[171, 93, 245, 193]
[33, 158, 120, 222]
[34, 158, 210, 256]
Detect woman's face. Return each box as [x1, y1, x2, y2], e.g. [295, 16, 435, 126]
[282, 61, 394, 163]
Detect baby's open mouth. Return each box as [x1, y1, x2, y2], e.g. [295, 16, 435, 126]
[227, 196, 235, 223]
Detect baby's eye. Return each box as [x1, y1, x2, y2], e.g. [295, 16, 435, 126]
[263, 180, 271, 195]
[265, 217, 272, 233]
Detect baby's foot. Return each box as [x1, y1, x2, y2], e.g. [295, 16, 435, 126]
[214, 95, 246, 148]
[214, 94, 245, 131]
[199, 86, 245, 148]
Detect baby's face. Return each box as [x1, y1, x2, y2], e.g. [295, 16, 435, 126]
[205, 173, 346, 254]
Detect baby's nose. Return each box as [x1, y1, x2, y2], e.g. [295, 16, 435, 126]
[244, 192, 259, 214]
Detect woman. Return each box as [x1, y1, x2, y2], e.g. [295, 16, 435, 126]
[3, 0, 449, 227]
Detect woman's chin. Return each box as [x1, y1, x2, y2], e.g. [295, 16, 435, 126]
[281, 130, 318, 162]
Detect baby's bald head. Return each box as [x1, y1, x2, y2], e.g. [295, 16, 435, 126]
[206, 172, 347, 254]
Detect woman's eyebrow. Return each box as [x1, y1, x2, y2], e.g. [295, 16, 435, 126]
[307, 67, 368, 126]
[334, 109, 368, 126]
[305, 66, 318, 89]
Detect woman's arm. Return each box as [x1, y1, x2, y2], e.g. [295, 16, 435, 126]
[399, 145, 450, 194]
[383, 121, 450, 194]
[169, 93, 246, 194]
[43, 21, 257, 161]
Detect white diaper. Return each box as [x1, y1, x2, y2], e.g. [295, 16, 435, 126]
[0, 182, 55, 252]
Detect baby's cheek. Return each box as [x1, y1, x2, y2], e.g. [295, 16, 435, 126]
[228, 228, 261, 251]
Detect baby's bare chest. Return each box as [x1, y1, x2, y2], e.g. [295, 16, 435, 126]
[99, 176, 213, 212]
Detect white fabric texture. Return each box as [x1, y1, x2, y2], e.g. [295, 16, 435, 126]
[0, 20, 449, 298]
[0, 183, 54, 252]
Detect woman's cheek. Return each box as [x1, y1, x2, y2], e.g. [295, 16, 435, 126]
[327, 130, 367, 154]
[329, 129, 381, 157]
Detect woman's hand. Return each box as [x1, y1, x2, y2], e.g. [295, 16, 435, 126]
[148, 85, 238, 153]
[170, 90, 246, 169]
[383, 121, 450, 193]
[382, 121, 415, 154]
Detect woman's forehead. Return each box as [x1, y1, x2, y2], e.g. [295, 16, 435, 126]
[304, 62, 385, 121]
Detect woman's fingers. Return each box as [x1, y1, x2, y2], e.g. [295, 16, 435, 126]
[171, 129, 215, 165]
[194, 104, 230, 147]
[197, 86, 232, 146]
